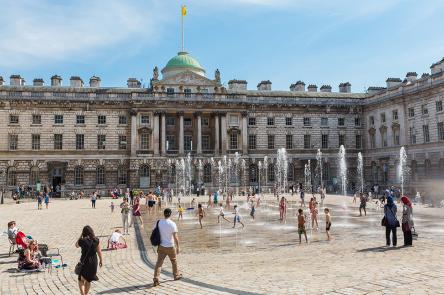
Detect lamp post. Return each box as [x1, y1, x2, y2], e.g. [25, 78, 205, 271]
[0, 170, 4, 204]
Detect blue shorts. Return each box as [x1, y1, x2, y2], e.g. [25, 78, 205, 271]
[234, 216, 241, 222]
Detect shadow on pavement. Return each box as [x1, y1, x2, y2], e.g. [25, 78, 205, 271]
[357, 246, 399, 252]
[96, 283, 153, 294]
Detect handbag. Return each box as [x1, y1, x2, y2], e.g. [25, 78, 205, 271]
[381, 216, 387, 226]
[382, 207, 400, 227]
[75, 241, 93, 275]
[150, 220, 161, 246]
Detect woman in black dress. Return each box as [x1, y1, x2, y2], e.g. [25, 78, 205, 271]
[76, 225, 103, 295]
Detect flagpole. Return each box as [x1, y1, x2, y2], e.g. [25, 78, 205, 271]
[181, 8, 184, 52]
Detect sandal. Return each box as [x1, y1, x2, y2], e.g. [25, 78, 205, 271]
[153, 278, 160, 286]
[174, 274, 183, 281]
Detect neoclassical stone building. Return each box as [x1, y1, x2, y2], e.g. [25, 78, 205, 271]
[0, 52, 443, 195]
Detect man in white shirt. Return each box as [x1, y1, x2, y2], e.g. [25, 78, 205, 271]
[153, 208, 182, 286]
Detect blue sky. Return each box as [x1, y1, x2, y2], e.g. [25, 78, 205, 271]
[1, 0, 443, 92]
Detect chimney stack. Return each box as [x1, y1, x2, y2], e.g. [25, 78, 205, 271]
[405, 72, 417, 83]
[339, 82, 351, 93]
[51, 75, 62, 87]
[367, 86, 386, 95]
[127, 78, 141, 88]
[386, 78, 402, 88]
[307, 84, 317, 92]
[430, 57, 444, 75]
[0, 76, 4, 86]
[320, 85, 332, 93]
[290, 81, 305, 92]
[89, 76, 101, 87]
[257, 80, 272, 91]
[228, 79, 248, 91]
[70, 76, 84, 87]
[33, 78, 44, 86]
[10, 75, 24, 86]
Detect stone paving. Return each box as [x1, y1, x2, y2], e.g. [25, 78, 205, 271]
[1, 194, 444, 294]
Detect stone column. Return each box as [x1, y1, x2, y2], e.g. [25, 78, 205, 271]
[195, 112, 202, 155]
[130, 109, 137, 157]
[241, 111, 248, 155]
[221, 112, 227, 155]
[178, 111, 184, 155]
[153, 111, 160, 155]
[214, 112, 219, 155]
[161, 112, 166, 155]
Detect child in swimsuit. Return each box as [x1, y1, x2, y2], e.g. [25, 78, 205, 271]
[325, 208, 332, 241]
[197, 204, 205, 229]
[232, 205, 245, 229]
[218, 203, 230, 223]
[298, 209, 308, 244]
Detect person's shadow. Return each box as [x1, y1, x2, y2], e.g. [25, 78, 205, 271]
[357, 246, 399, 253]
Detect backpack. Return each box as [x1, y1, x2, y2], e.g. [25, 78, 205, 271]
[150, 220, 161, 246]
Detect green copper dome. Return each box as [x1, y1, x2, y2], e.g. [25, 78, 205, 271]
[162, 51, 205, 73]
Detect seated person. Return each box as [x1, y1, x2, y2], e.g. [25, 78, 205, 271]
[8, 221, 32, 249]
[108, 229, 127, 249]
[17, 240, 42, 270]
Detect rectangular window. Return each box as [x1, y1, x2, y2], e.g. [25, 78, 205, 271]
[354, 117, 361, 126]
[423, 125, 430, 143]
[438, 122, 444, 141]
[248, 135, 257, 150]
[409, 127, 416, 144]
[166, 117, 176, 126]
[202, 117, 209, 127]
[118, 115, 127, 125]
[321, 117, 328, 127]
[339, 134, 346, 147]
[97, 115, 106, 125]
[54, 115, 63, 124]
[436, 101, 443, 112]
[338, 118, 345, 126]
[76, 115, 85, 124]
[369, 116, 375, 126]
[76, 134, 84, 150]
[166, 135, 175, 150]
[184, 88, 191, 98]
[202, 135, 210, 150]
[141, 115, 150, 124]
[267, 135, 275, 149]
[421, 104, 428, 115]
[32, 134, 40, 150]
[167, 88, 175, 97]
[267, 117, 275, 126]
[286, 134, 293, 149]
[355, 135, 362, 149]
[380, 113, 386, 123]
[304, 134, 311, 149]
[303, 117, 311, 126]
[392, 110, 398, 121]
[97, 135, 106, 149]
[32, 114, 41, 125]
[285, 117, 292, 126]
[370, 133, 376, 148]
[248, 117, 256, 126]
[229, 115, 239, 126]
[9, 134, 18, 150]
[9, 115, 19, 124]
[184, 118, 192, 127]
[408, 107, 415, 118]
[141, 133, 150, 150]
[230, 133, 238, 149]
[54, 134, 63, 150]
[393, 130, 400, 146]
[321, 134, 328, 149]
[119, 135, 127, 150]
[381, 130, 387, 147]
[184, 135, 192, 151]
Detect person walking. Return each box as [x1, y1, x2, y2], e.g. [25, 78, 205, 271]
[120, 198, 131, 235]
[384, 196, 398, 247]
[91, 192, 97, 209]
[153, 208, 182, 286]
[359, 193, 367, 216]
[75, 226, 103, 295]
[37, 193, 43, 210]
[401, 196, 414, 246]
[131, 197, 144, 228]
[44, 193, 50, 209]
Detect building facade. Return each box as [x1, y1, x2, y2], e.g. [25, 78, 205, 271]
[0, 52, 443, 196]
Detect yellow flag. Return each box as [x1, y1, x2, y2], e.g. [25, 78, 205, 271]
[182, 5, 187, 16]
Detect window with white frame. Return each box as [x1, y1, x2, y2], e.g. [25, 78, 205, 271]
[267, 117, 275, 126]
[248, 117, 256, 126]
[230, 132, 238, 149]
[118, 115, 127, 125]
[248, 135, 257, 150]
[97, 135, 106, 150]
[96, 166, 105, 185]
[119, 135, 127, 150]
[74, 166, 84, 185]
[423, 125, 430, 143]
[304, 134, 311, 149]
[285, 117, 292, 126]
[303, 117, 311, 126]
[140, 133, 150, 150]
[32, 114, 41, 125]
[436, 100, 443, 112]
[9, 115, 19, 124]
[392, 110, 398, 121]
[141, 115, 150, 125]
[54, 134, 63, 150]
[9, 134, 18, 150]
[321, 117, 328, 127]
[32, 134, 40, 150]
[202, 135, 210, 150]
[54, 114, 63, 124]
[286, 134, 293, 149]
[268, 135, 275, 149]
[76, 134, 84, 150]
[98, 115, 106, 125]
[321, 134, 328, 149]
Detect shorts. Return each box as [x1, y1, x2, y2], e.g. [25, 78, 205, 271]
[298, 227, 306, 235]
[219, 213, 225, 217]
[148, 200, 155, 207]
[234, 216, 241, 222]
[326, 222, 332, 231]
[359, 204, 366, 209]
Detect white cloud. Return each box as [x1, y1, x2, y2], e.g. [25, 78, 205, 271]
[0, 0, 168, 68]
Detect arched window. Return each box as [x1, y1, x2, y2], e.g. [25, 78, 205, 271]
[424, 159, 431, 176]
[74, 166, 84, 185]
[96, 166, 105, 185]
[249, 164, 258, 184]
[118, 166, 128, 185]
[7, 167, 17, 186]
[139, 165, 149, 188]
[203, 164, 212, 183]
[268, 164, 275, 182]
[29, 166, 39, 185]
[287, 163, 294, 182]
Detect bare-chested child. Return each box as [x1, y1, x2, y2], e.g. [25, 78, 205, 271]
[298, 209, 308, 244]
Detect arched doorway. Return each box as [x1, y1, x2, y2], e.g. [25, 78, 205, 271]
[139, 165, 150, 188]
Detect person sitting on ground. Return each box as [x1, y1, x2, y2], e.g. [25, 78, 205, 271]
[17, 240, 42, 270]
[108, 229, 127, 250]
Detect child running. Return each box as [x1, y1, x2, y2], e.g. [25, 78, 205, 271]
[197, 204, 205, 229]
[298, 209, 308, 244]
[178, 205, 184, 220]
[110, 201, 115, 213]
[232, 205, 245, 228]
[250, 200, 256, 220]
[279, 196, 287, 223]
[218, 203, 231, 223]
[325, 208, 332, 241]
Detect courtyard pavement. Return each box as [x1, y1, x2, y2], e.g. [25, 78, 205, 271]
[1, 194, 444, 294]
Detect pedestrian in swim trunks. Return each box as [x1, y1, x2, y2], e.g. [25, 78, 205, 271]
[298, 209, 308, 244]
[324, 208, 332, 241]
